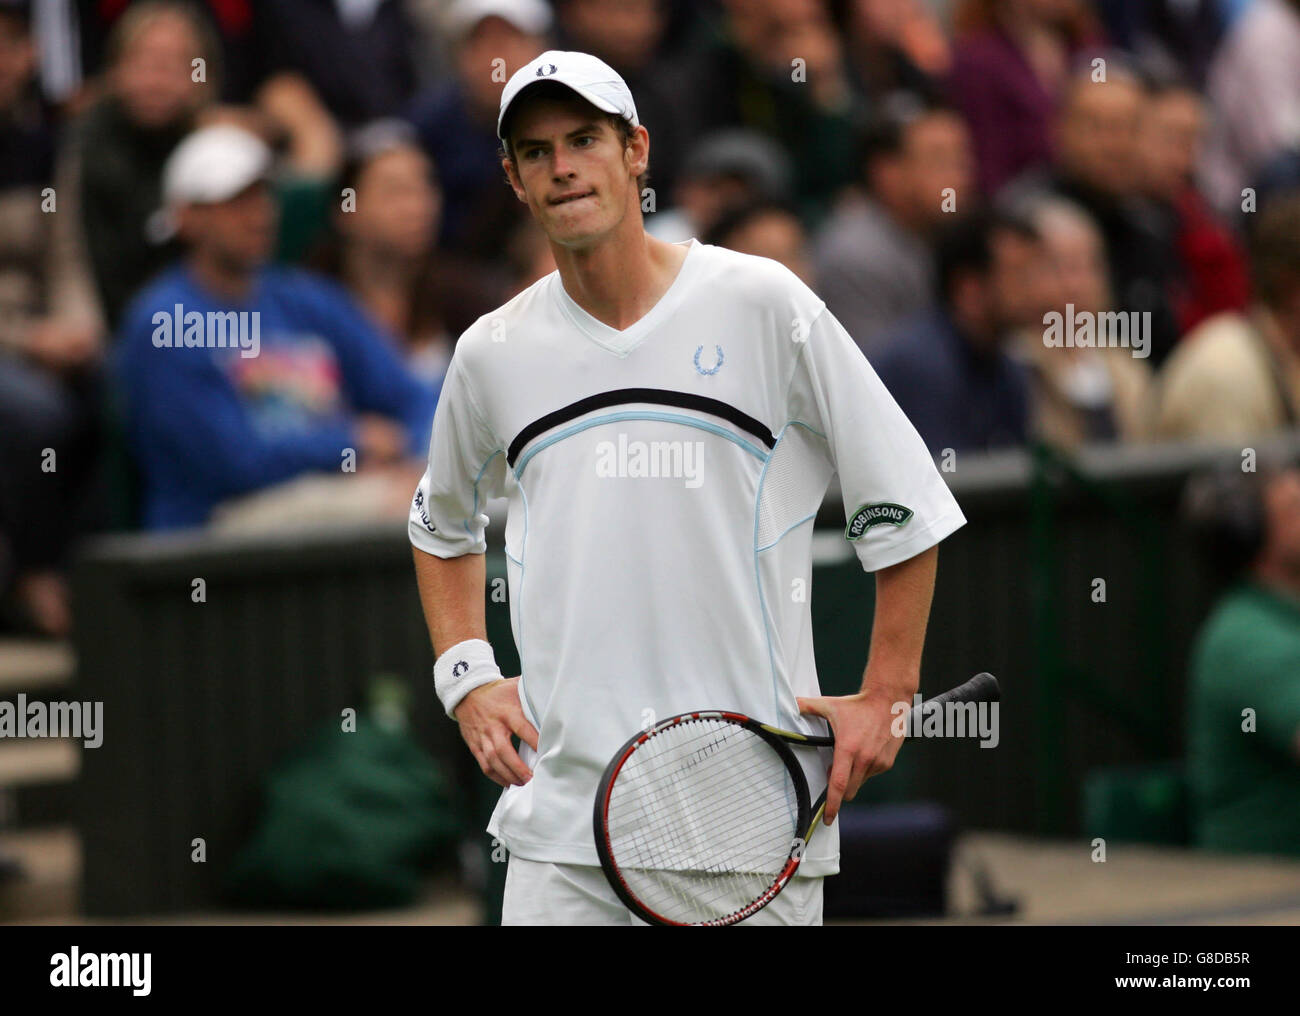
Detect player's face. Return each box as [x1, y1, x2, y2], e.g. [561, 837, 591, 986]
[505, 98, 646, 248]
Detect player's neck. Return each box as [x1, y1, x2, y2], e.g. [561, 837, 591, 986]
[552, 224, 689, 332]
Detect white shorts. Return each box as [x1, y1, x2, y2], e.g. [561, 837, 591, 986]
[500, 855, 824, 926]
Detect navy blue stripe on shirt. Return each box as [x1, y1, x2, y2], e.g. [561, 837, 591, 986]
[506, 388, 777, 466]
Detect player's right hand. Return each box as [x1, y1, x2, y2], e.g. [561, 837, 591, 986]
[454, 677, 540, 788]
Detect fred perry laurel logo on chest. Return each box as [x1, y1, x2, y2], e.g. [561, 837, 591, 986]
[694, 344, 724, 375]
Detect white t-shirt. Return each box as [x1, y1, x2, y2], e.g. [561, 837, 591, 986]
[409, 238, 967, 875]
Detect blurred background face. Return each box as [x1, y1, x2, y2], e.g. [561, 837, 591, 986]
[1037, 208, 1110, 313]
[111, 10, 205, 129]
[506, 97, 642, 248]
[345, 146, 442, 261]
[180, 181, 278, 272]
[1057, 77, 1144, 198]
[730, 0, 838, 70]
[718, 210, 813, 284]
[1262, 470, 1300, 578]
[1138, 89, 1205, 202]
[901, 111, 974, 228]
[0, 13, 34, 111]
[991, 229, 1051, 331]
[949, 228, 1046, 346]
[458, 17, 547, 112]
[851, 0, 911, 41]
[1001, 0, 1076, 25]
[560, 0, 665, 71]
[676, 173, 761, 234]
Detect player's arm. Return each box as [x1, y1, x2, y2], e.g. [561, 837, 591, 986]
[798, 545, 936, 823]
[408, 350, 537, 788]
[786, 301, 966, 824]
[412, 548, 538, 788]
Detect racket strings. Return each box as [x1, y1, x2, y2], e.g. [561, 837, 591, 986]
[604, 718, 802, 924]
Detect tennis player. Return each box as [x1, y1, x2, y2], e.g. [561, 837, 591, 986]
[410, 51, 966, 925]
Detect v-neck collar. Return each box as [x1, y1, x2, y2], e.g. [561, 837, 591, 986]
[551, 238, 701, 356]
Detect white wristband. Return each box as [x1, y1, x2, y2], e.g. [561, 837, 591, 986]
[434, 639, 504, 719]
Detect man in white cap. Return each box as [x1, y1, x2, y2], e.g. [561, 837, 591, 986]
[114, 124, 438, 531]
[410, 51, 966, 925]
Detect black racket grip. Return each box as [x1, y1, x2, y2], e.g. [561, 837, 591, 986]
[903, 672, 1000, 735]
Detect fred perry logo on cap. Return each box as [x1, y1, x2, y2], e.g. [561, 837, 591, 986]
[536, 63, 558, 76]
[846, 502, 914, 540]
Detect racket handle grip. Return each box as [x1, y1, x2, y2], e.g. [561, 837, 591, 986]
[904, 672, 1000, 735]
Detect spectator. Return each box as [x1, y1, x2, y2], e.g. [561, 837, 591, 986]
[62, 0, 349, 267]
[948, 0, 1101, 196]
[1091, 0, 1228, 90]
[872, 208, 1041, 455]
[251, 0, 418, 129]
[0, 0, 104, 637]
[312, 120, 510, 386]
[113, 124, 438, 532]
[1013, 198, 1153, 447]
[813, 96, 974, 355]
[52, 0, 217, 330]
[553, 0, 688, 196]
[1005, 65, 1182, 364]
[1155, 193, 1300, 444]
[505, 217, 557, 292]
[673, 0, 859, 218]
[831, 0, 950, 106]
[1137, 75, 1249, 335]
[1183, 460, 1300, 857]
[76, 1, 346, 182]
[1200, 0, 1300, 218]
[703, 198, 815, 285]
[405, 0, 551, 259]
[645, 128, 794, 243]
[0, 0, 101, 348]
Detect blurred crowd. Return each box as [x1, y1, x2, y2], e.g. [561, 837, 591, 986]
[2, 0, 1300, 643]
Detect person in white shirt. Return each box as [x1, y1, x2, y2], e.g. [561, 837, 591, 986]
[409, 50, 967, 926]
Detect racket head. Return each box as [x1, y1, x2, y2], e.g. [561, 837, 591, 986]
[593, 710, 813, 926]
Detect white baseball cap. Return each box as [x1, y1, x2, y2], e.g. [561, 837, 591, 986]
[497, 49, 639, 144]
[161, 124, 273, 207]
[445, 0, 552, 41]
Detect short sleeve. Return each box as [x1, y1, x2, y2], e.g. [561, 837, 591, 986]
[408, 352, 507, 558]
[787, 307, 967, 572]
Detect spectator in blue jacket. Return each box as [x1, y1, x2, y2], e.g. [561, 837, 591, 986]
[873, 208, 1042, 456]
[114, 124, 438, 531]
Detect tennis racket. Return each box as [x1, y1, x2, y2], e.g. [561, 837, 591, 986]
[593, 671, 1000, 926]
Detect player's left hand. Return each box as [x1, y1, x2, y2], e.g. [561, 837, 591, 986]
[796, 686, 910, 825]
